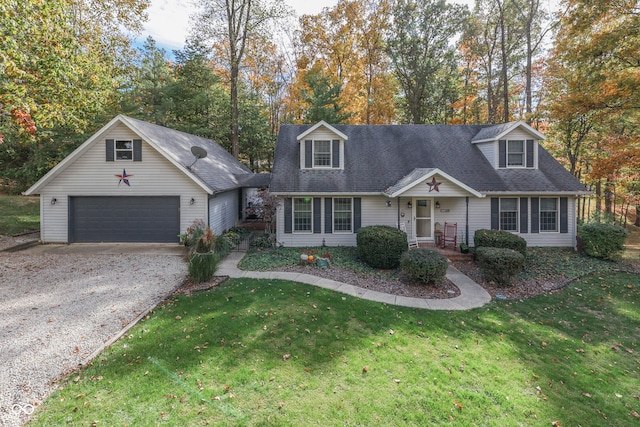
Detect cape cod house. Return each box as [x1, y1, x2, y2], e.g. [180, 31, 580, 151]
[270, 121, 589, 248]
[24, 115, 268, 243]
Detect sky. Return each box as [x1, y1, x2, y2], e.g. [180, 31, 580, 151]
[141, 0, 341, 52]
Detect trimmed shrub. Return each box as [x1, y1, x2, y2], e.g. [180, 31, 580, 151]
[250, 234, 274, 249]
[474, 229, 527, 256]
[356, 225, 408, 269]
[400, 249, 448, 284]
[476, 247, 525, 286]
[578, 222, 628, 261]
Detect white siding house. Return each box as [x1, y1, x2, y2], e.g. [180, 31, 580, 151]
[25, 115, 260, 243]
[270, 121, 589, 249]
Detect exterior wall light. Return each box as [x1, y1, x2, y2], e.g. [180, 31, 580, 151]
[190, 197, 196, 205]
[50, 198, 57, 205]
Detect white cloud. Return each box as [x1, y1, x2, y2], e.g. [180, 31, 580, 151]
[141, 0, 338, 52]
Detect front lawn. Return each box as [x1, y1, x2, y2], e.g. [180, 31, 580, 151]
[30, 271, 640, 426]
[0, 195, 39, 236]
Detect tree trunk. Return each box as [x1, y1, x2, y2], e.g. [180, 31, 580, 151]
[230, 63, 240, 159]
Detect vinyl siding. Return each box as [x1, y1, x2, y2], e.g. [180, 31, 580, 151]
[401, 175, 472, 198]
[208, 189, 240, 235]
[276, 194, 577, 248]
[477, 142, 496, 168]
[276, 195, 397, 247]
[39, 123, 207, 243]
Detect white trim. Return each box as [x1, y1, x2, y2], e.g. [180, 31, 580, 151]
[296, 121, 349, 141]
[24, 115, 213, 196]
[385, 168, 484, 198]
[332, 197, 354, 233]
[472, 121, 546, 144]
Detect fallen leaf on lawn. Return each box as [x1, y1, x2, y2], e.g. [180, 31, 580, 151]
[576, 349, 585, 353]
[269, 376, 275, 382]
[631, 410, 640, 419]
[541, 341, 547, 347]
[393, 379, 400, 383]
[362, 366, 368, 373]
[582, 392, 592, 398]
[615, 393, 622, 398]
[282, 353, 291, 361]
[389, 329, 394, 335]
[212, 396, 221, 401]
[552, 421, 562, 427]
[279, 401, 285, 409]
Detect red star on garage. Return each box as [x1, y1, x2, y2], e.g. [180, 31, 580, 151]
[427, 176, 441, 192]
[115, 169, 133, 186]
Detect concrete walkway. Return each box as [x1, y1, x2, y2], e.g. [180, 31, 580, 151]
[218, 252, 492, 311]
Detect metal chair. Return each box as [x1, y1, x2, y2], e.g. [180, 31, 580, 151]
[441, 222, 457, 250]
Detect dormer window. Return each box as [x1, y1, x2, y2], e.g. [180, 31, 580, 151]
[499, 139, 535, 168]
[507, 140, 524, 166]
[314, 140, 331, 167]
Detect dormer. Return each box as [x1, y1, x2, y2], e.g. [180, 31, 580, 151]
[297, 121, 348, 170]
[471, 121, 545, 170]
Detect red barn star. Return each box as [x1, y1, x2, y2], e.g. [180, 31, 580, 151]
[427, 176, 441, 192]
[115, 169, 133, 186]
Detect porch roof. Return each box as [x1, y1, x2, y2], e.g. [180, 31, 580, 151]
[383, 168, 484, 198]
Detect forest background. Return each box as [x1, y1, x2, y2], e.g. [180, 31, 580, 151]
[1, 0, 638, 225]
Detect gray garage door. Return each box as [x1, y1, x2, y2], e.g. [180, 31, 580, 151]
[69, 196, 180, 243]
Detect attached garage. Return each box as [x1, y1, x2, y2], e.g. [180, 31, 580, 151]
[69, 196, 180, 243]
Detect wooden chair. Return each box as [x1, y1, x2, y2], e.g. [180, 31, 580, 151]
[400, 222, 419, 249]
[441, 222, 457, 250]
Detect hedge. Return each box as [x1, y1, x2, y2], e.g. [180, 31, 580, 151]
[578, 222, 628, 261]
[400, 249, 448, 284]
[356, 225, 408, 269]
[476, 247, 524, 286]
[474, 229, 527, 256]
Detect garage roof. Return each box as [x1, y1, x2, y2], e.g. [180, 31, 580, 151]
[25, 115, 257, 196]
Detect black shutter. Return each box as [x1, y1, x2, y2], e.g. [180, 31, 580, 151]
[284, 198, 292, 234]
[106, 139, 114, 161]
[520, 198, 528, 233]
[332, 139, 340, 168]
[354, 198, 362, 231]
[499, 140, 506, 168]
[325, 198, 333, 233]
[526, 140, 534, 168]
[491, 198, 499, 230]
[560, 197, 568, 233]
[531, 197, 539, 233]
[305, 140, 313, 168]
[133, 139, 142, 162]
[313, 198, 322, 234]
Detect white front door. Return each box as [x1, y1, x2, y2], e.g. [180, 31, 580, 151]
[413, 199, 433, 239]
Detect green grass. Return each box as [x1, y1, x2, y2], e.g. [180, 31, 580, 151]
[0, 195, 39, 236]
[29, 271, 640, 426]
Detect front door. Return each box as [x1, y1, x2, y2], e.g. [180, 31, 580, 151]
[413, 199, 432, 240]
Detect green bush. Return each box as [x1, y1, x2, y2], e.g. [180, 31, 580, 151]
[474, 229, 527, 256]
[188, 227, 219, 282]
[188, 252, 220, 283]
[578, 222, 628, 261]
[180, 219, 207, 247]
[214, 235, 235, 257]
[250, 234, 274, 249]
[476, 247, 525, 286]
[400, 249, 448, 284]
[356, 225, 407, 269]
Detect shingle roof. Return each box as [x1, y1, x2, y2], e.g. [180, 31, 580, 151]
[270, 123, 587, 195]
[120, 116, 253, 194]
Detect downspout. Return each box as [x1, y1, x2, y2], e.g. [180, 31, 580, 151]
[397, 198, 401, 229]
[465, 197, 469, 245]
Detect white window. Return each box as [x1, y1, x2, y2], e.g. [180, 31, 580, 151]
[507, 140, 524, 167]
[293, 198, 312, 232]
[333, 198, 352, 232]
[115, 140, 133, 160]
[500, 198, 518, 231]
[540, 198, 558, 232]
[314, 140, 331, 167]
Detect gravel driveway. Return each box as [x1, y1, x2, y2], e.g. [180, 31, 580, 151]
[0, 242, 187, 427]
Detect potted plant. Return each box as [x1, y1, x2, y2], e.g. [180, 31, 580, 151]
[460, 234, 469, 254]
